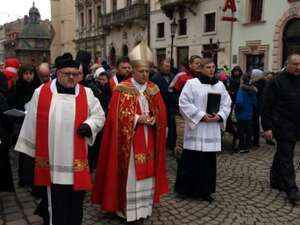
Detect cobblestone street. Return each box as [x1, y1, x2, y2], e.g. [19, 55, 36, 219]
[1, 139, 300, 225]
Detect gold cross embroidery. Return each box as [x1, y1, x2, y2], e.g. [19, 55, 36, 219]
[135, 153, 147, 164]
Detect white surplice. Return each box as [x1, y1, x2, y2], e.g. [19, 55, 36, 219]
[124, 79, 155, 222]
[15, 79, 105, 185]
[179, 78, 231, 152]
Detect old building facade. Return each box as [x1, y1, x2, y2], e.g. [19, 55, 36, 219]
[74, 0, 104, 62]
[51, 0, 77, 63]
[16, 4, 52, 65]
[150, 0, 232, 68]
[0, 19, 24, 63]
[0, 4, 52, 66]
[232, 0, 300, 72]
[74, 0, 149, 66]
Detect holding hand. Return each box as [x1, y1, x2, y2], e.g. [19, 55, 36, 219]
[138, 114, 156, 126]
[202, 113, 221, 123]
[77, 123, 92, 137]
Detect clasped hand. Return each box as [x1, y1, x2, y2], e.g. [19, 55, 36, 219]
[138, 114, 156, 126]
[202, 113, 221, 123]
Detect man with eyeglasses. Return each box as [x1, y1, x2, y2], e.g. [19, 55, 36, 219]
[15, 58, 105, 225]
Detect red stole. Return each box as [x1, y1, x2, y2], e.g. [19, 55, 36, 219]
[133, 103, 155, 180]
[109, 76, 118, 91]
[35, 82, 92, 190]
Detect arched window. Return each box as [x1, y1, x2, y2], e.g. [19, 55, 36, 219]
[109, 46, 116, 67]
[282, 18, 300, 66]
[122, 45, 128, 57]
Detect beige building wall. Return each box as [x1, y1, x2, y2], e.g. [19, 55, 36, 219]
[50, 0, 76, 64]
[232, 0, 300, 72]
[150, 0, 232, 68]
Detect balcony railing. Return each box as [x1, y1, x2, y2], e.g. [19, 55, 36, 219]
[101, 3, 148, 28]
[160, 0, 199, 7]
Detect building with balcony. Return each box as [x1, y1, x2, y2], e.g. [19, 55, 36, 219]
[74, 0, 149, 66]
[74, 0, 104, 62]
[51, 0, 77, 63]
[150, 0, 232, 68]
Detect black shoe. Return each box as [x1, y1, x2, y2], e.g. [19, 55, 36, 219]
[266, 140, 276, 146]
[270, 182, 285, 191]
[239, 149, 249, 153]
[201, 195, 214, 203]
[287, 191, 300, 205]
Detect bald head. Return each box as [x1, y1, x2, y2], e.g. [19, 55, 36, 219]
[286, 54, 300, 76]
[38, 62, 50, 83]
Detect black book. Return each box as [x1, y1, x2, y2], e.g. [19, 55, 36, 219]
[206, 93, 221, 115]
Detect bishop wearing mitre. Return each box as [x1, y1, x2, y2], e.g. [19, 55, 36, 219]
[91, 42, 169, 222]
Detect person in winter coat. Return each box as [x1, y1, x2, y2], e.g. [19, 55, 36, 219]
[76, 50, 92, 86]
[169, 55, 202, 159]
[8, 64, 41, 187]
[262, 54, 300, 205]
[250, 69, 266, 147]
[229, 66, 243, 104]
[0, 86, 15, 192]
[151, 58, 177, 151]
[235, 74, 257, 153]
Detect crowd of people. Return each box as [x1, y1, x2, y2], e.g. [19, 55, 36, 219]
[1, 44, 300, 225]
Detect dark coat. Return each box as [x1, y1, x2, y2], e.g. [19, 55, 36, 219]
[261, 70, 300, 141]
[235, 85, 257, 121]
[8, 78, 41, 111]
[0, 92, 15, 192]
[229, 66, 243, 103]
[151, 71, 177, 115]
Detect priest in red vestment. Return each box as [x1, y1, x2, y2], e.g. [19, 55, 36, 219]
[92, 42, 169, 222]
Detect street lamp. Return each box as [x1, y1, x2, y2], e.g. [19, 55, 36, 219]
[170, 18, 178, 69]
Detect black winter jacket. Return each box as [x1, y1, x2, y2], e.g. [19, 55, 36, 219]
[261, 70, 300, 141]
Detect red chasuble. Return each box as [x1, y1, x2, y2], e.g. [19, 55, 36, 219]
[91, 79, 169, 212]
[35, 82, 92, 191]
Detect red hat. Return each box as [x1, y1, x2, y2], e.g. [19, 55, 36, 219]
[3, 58, 20, 88]
[4, 58, 20, 69]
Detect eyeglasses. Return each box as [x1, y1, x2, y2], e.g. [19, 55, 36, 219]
[60, 71, 81, 77]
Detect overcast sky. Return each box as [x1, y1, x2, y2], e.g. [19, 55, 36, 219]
[0, 0, 51, 25]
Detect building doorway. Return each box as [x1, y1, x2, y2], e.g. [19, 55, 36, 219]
[282, 18, 300, 67]
[177, 47, 189, 71]
[246, 54, 264, 72]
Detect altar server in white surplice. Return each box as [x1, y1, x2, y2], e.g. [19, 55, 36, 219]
[175, 58, 231, 202]
[15, 58, 105, 225]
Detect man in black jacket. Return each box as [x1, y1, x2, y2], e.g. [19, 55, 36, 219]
[262, 54, 300, 205]
[151, 59, 177, 151]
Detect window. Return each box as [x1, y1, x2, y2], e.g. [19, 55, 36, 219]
[246, 54, 264, 72]
[80, 12, 84, 28]
[127, 0, 132, 7]
[156, 48, 166, 65]
[178, 18, 187, 36]
[250, 0, 263, 22]
[112, 0, 117, 11]
[205, 13, 216, 32]
[157, 23, 165, 38]
[97, 6, 101, 27]
[202, 42, 218, 65]
[177, 47, 189, 69]
[88, 9, 92, 28]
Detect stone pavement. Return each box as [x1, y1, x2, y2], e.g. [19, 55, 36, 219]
[1, 138, 300, 225]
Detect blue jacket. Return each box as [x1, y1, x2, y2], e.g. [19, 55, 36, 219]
[235, 85, 257, 121]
